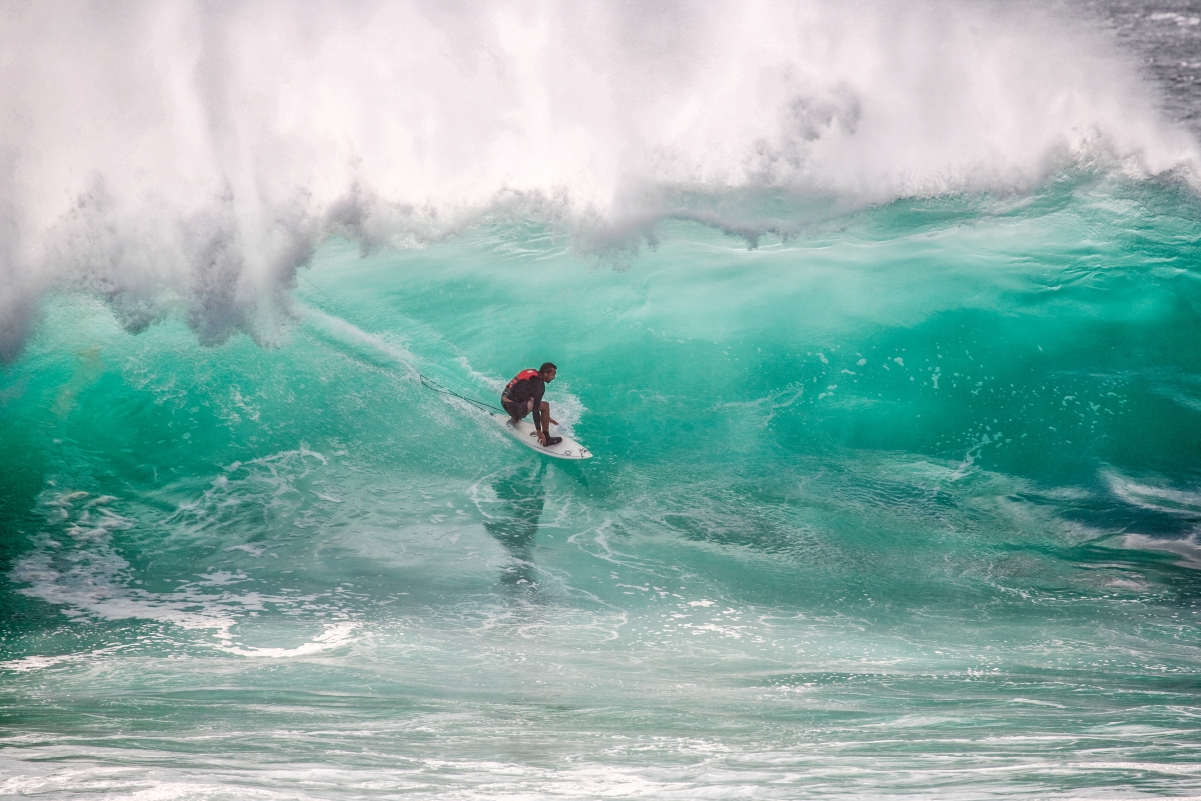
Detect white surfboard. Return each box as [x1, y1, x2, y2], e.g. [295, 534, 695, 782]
[494, 414, 593, 460]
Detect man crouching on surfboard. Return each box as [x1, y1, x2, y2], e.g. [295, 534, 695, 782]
[501, 362, 562, 447]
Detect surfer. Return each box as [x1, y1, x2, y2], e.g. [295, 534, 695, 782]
[501, 362, 562, 447]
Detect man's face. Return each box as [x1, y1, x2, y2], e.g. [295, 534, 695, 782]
[542, 368, 557, 382]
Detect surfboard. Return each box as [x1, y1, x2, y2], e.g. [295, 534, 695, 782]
[494, 414, 593, 460]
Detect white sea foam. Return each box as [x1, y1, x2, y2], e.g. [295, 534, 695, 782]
[1104, 470, 1201, 516]
[7, 473, 363, 658]
[216, 621, 359, 658]
[1122, 532, 1201, 569]
[0, 0, 1196, 360]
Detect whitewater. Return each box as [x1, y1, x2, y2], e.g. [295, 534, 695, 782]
[3, 1, 1201, 798]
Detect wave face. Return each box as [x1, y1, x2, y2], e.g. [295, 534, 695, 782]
[4, 2, 1201, 799]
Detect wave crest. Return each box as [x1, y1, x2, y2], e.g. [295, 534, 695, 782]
[1, 0, 1196, 359]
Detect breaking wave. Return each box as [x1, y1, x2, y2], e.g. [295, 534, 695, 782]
[0, 0, 1197, 359]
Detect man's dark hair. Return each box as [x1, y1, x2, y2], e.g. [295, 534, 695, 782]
[539, 362, 557, 374]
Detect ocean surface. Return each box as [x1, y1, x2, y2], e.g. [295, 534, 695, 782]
[4, 2, 1201, 798]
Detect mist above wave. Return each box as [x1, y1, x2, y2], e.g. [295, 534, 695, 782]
[0, 0, 1195, 360]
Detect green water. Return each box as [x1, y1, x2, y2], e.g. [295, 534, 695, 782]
[2, 174, 1201, 798]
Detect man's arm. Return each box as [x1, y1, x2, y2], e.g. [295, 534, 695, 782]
[530, 381, 545, 432]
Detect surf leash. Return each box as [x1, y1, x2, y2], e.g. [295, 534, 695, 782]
[419, 374, 506, 415]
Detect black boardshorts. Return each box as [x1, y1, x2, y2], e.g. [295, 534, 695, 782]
[502, 399, 531, 420]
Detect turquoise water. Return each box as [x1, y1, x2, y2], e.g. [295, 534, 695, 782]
[6, 1, 1201, 797]
[4, 170, 1201, 798]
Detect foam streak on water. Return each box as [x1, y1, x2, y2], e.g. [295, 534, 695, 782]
[3, 2, 1201, 799]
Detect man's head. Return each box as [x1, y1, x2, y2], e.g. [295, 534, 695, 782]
[539, 362, 557, 382]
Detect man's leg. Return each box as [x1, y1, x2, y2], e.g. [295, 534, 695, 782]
[503, 400, 528, 423]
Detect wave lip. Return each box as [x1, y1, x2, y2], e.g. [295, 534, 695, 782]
[2, 0, 1199, 359]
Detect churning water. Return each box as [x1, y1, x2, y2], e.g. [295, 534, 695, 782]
[4, 2, 1201, 798]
